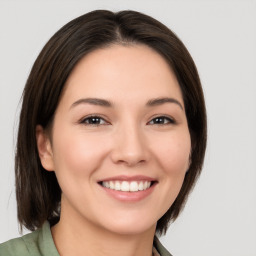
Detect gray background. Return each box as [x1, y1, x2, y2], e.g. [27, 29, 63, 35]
[0, 1, 256, 255]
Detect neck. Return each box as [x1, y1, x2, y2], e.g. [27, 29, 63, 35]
[51, 204, 156, 256]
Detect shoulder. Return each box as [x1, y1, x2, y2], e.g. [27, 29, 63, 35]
[0, 231, 36, 256]
[0, 237, 26, 256]
[154, 236, 173, 256]
[0, 222, 59, 256]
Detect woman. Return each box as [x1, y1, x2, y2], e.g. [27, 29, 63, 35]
[0, 10, 207, 256]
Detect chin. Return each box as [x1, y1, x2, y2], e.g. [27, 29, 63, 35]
[98, 216, 157, 236]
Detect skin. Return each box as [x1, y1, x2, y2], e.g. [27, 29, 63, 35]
[36, 44, 191, 256]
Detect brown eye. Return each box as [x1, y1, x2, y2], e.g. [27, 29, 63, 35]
[81, 116, 108, 125]
[148, 116, 175, 125]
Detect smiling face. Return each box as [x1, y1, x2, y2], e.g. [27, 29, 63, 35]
[37, 44, 191, 235]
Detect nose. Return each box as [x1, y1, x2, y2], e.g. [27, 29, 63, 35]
[110, 122, 149, 167]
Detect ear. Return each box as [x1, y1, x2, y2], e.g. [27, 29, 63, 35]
[36, 125, 55, 171]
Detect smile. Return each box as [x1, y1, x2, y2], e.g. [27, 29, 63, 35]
[101, 180, 152, 192]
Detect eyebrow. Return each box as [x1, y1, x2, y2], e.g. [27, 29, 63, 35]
[70, 97, 183, 110]
[70, 98, 113, 109]
[146, 97, 184, 110]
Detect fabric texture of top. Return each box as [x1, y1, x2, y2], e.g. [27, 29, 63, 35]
[0, 222, 172, 256]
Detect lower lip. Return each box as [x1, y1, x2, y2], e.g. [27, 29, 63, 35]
[99, 183, 157, 202]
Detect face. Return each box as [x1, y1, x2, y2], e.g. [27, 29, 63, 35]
[38, 44, 191, 235]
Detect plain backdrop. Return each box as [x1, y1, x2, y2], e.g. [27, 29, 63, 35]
[0, 1, 256, 255]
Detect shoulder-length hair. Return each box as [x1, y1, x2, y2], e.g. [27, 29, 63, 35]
[16, 9, 207, 235]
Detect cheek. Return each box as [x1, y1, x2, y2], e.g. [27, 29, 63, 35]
[153, 130, 191, 176]
[147, 130, 191, 219]
[52, 128, 108, 178]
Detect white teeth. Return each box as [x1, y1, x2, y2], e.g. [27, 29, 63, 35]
[115, 181, 121, 191]
[121, 181, 130, 191]
[109, 181, 115, 189]
[138, 181, 144, 191]
[102, 181, 110, 188]
[101, 180, 152, 192]
[130, 181, 138, 192]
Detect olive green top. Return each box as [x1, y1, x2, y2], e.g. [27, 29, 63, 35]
[0, 222, 172, 256]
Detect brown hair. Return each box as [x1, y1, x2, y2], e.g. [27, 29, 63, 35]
[16, 9, 207, 235]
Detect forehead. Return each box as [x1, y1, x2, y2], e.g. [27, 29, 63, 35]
[61, 44, 183, 107]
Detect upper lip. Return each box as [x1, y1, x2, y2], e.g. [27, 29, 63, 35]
[98, 175, 157, 182]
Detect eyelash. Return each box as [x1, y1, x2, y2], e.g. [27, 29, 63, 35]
[80, 115, 109, 126]
[80, 115, 175, 126]
[147, 116, 175, 125]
